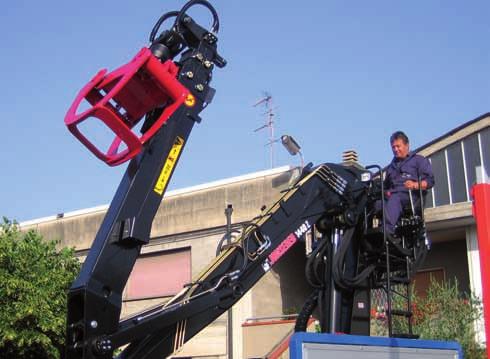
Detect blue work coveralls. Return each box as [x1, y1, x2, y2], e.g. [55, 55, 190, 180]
[382, 152, 435, 234]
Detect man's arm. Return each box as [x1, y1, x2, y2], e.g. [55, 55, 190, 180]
[405, 179, 428, 190]
[404, 156, 434, 190]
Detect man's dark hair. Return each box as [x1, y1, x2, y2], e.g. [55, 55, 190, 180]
[390, 131, 409, 144]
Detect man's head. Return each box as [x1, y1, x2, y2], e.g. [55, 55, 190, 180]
[390, 131, 410, 160]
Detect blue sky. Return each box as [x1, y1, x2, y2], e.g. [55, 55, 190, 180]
[1, 1, 489, 222]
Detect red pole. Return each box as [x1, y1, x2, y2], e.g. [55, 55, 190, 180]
[472, 183, 490, 355]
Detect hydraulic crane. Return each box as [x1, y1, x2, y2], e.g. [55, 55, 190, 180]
[64, 2, 429, 358]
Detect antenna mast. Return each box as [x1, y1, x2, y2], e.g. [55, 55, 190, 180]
[253, 92, 276, 168]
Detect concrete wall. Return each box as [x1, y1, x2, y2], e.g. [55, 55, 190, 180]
[242, 320, 296, 358]
[23, 210, 106, 252]
[418, 239, 471, 294]
[273, 242, 311, 316]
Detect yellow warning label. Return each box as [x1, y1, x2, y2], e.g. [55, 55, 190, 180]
[184, 93, 196, 107]
[154, 136, 185, 195]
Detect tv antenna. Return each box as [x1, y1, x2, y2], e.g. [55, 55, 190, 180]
[253, 92, 276, 168]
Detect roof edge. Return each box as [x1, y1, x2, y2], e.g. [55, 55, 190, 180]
[414, 112, 490, 153]
[20, 165, 293, 227]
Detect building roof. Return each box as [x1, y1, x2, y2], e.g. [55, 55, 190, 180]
[414, 112, 489, 155]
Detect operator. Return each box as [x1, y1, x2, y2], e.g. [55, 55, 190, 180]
[381, 131, 434, 235]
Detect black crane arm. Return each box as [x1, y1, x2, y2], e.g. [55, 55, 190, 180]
[64, 2, 227, 358]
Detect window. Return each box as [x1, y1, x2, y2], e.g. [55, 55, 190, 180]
[414, 268, 445, 298]
[425, 185, 434, 208]
[422, 127, 488, 207]
[430, 151, 450, 206]
[446, 142, 467, 203]
[463, 134, 481, 190]
[480, 127, 490, 180]
[124, 248, 191, 300]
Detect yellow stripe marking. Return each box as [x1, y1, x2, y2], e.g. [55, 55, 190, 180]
[154, 136, 185, 195]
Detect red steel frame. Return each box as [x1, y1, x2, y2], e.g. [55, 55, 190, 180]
[65, 47, 190, 166]
[472, 183, 490, 355]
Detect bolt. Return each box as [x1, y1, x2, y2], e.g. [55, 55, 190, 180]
[90, 320, 98, 329]
[186, 71, 194, 79]
[93, 337, 113, 355]
[204, 34, 217, 44]
[204, 60, 212, 68]
[196, 53, 204, 61]
[195, 84, 204, 92]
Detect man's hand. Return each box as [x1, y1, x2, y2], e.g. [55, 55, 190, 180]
[404, 180, 428, 190]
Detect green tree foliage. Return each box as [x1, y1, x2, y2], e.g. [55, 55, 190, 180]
[372, 280, 486, 358]
[412, 280, 486, 359]
[0, 218, 80, 359]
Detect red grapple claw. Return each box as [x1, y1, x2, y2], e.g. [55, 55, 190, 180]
[64, 48, 189, 166]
